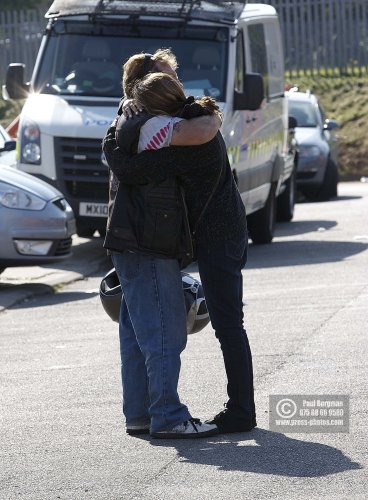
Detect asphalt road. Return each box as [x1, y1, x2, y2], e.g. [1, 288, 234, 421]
[1, 182, 367, 500]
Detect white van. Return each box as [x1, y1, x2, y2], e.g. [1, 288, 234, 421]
[3, 0, 296, 243]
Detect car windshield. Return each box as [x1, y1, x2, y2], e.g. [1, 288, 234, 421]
[288, 99, 319, 127]
[33, 22, 228, 101]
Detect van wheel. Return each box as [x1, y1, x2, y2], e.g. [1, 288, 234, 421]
[76, 222, 95, 238]
[277, 167, 296, 222]
[247, 184, 276, 244]
[316, 159, 338, 201]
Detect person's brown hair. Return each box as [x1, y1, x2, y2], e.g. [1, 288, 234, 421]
[123, 48, 178, 98]
[132, 72, 220, 117]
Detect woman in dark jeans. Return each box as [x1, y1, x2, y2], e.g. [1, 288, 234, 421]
[103, 72, 256, 433]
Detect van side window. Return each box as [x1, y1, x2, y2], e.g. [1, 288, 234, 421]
[248, 24, 269, 97]
[264, 21, 284, 98]
[235, 30, 245, 93]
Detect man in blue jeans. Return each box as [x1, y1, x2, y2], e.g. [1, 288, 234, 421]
[104, 50, 221, 438]
[111, 252, 207, 437]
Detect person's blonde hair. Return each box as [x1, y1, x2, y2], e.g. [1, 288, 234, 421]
[123, 48, 178, 98]
[132, 72, 219, 117]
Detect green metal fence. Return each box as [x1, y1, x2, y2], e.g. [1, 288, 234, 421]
[1, 1, 367, 87]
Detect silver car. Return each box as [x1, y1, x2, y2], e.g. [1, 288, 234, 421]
[287, 90, 340, 201]
[0, 164, 76, 274]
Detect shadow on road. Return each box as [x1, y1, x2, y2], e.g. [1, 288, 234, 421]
[186, 239, 368, 272]
[29, 236, 111, 278]
[328, 195, 363, 202]
[149, 428, 362, 477]
[275, 220, 338, 237]
[0, 282, 53, 293]
[0, 238, 109, 309]
[297, 194, 362, 204]
[247, 240, 368, 269]
[9, 289, 99, 309]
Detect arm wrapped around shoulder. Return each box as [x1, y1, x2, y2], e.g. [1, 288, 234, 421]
[115, 112, 152, 154]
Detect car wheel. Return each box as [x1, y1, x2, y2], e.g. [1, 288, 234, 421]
[277, 166, 296, 222]
[299, 186, 318, 201]
[317, 159, 338, 201]
[247, 183, 276, 244]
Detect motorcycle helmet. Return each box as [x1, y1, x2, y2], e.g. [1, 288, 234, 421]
[181, 272, 210, 334]
[99, 268, 121, 323]
[99, 268, 210, 334]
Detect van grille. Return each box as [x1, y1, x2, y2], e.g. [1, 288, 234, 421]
[54, 137, 108, 201]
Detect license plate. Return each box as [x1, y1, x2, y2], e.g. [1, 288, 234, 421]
[79, 202, 108, 217]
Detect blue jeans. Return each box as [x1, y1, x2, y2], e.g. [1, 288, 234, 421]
[196, 232, 256, 420]
[111, 251, 191, 433]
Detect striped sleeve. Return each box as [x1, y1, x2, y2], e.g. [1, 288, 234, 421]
[138, 116, 184, 153]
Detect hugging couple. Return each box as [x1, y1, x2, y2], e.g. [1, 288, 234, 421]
[102, 48, 256, 439]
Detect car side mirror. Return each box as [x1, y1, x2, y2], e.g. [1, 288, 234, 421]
[3, 64, 30, 100]
[234, 73, 264, 111]
[324, 119, 340, 131]
[0, 140, 17, 152]
[288, 116, 298, 129]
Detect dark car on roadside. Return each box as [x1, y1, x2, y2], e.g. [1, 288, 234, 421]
[286, 90, 340, 201]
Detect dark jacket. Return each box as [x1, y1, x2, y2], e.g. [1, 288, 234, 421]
[103, 125, 247, 247]
[103, 112, 193, 266]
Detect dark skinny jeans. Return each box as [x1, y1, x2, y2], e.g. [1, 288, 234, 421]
[196, 231, 255, 420]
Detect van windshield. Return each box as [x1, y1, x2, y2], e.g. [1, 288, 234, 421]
[34, 23, 228, 101]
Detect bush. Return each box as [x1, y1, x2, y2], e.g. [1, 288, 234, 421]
[0, 98, 23, 129]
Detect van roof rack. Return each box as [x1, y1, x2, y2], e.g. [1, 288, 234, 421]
[46, 0, 247, 23]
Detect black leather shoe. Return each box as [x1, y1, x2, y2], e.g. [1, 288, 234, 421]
[205, 408, 257, 434]
[126, 424, 150, 435]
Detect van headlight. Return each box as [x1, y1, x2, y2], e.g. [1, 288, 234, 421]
[0, 182, 46, 210]
[20, 119, 41, 164]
